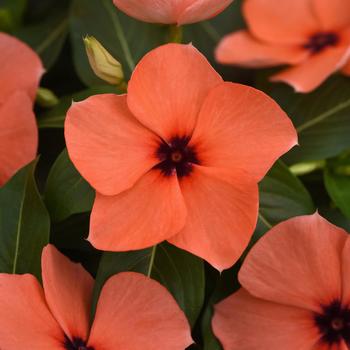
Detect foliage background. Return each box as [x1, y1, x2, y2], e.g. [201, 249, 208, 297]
[1, 0, 350, 349]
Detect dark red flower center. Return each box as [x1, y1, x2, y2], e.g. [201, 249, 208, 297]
[304, 32, 339, 53]
[155, 136, 199, 177]
[64, 336, 94, 350]
[314, 300, 350, 345]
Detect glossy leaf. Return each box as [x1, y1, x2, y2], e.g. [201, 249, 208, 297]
[0, 161, 50, 279]
[92, 243, 205, 328]
[45, 149, 94, 222]
[265, 76, 350, 163]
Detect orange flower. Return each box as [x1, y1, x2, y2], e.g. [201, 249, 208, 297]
[65, 43, 297, 271]
[113, 0, 233, 25]
[216, 0, 350, 93]
[0, 33, 43, 186]
[213, 214, 350, 349]
[0, 244, 192, 349]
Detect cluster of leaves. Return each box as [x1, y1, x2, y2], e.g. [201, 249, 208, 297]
[1, 0, 350, 349]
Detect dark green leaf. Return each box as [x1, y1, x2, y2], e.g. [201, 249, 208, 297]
[70, 0, 168, 86]
[92, 243, 204, 328]
[265, 76, 350, 163]
[0, 161, 50, 279]
[0, 0, 26, 31]
[45, 149, 94, 222]
[324, 154, 350, 219]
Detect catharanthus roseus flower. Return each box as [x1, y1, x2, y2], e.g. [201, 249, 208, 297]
[213, 214, 350, 349]
[112, 0, 234, 25]
[0, 32, 43, 186]
[216, 0, 350, 93]
[65, 43, 297, 271]
[0, 244, 192, 349]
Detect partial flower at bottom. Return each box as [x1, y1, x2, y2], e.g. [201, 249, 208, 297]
[213, 213, 350, 350]
[65, 43, 297, 271]
[0, 244, 192, 349]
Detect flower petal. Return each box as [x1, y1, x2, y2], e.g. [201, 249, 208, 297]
[89, 169, 187, 251]
[342, 59, 350, 75]
[271, 47, 350, 93]
[190, 82, 297, 182]
[213, 289, 319, 350]
[113, 0, 178, 24]
[42, 245, 94, 342]
[0, 92, 38, 187]
[0, 33, 43, 103]
[178, 0, 233, 25]
[312, 0, 350, 30]
[216, 31, 308, 67]
[65, 94, 160, 196]
[127, 43, 222, 141]
[239, 214, 347, 311]
[243, 0, 319, 44]
[0, 273, 64, 349]
[88, 272, 192, 349]
[341, 238, 350, 304]
[168, 166, 258, 271]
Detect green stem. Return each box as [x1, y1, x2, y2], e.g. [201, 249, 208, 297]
[103, 0, 135, 72]
[147, 245, 157, 277]
[168, 24, 183, 43]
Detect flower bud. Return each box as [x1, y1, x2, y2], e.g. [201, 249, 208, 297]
[84, 36, 124, 85]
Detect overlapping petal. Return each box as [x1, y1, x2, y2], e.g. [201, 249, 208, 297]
[177, 0, 233, 25]
[169, 166, 258, 271]
[0, 92, 38, 186]
[0, 274, 64, 349]
[127, 44, 222, 141]
[42, 245, 94, 342]
[216, 31, 308, 67]
[213, 289, 319, 350]
[243, 0, 319, 44]
[342, 60, 350, 75]
[189, 82, 297, 182]
[88, 272, 192, 349]
[239, 214, 347, 311]
[312, 0, 350, 30]
[89, 169, 187, 251]
[271, 47, 350, 92]
[0, 33, 43, 104]
[65, 94, 160, 196]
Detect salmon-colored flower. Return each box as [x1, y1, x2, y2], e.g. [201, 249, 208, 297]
[213, 213, 350, 349]
[0, 33, 43, 186]
[113, 0, 233, 25]
[65, 43, 297, 271]
[216, 0, 350, 93]
[0, 244, 192, 349]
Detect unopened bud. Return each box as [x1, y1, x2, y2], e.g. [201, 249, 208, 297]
[36, 88, 59, 108]
[84, 36, 124, 85]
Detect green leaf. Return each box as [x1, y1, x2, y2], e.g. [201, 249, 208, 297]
[0, 161, 50, 279]
[265, 76, 350, 163]
[0, 0, 26, 30]
[324, 154, 350, 219]
[15, 8, 69, 69]
[70, 0, 168, 86]
[92, 243, 204, 328]
[259, 160, 315, 227]
[37, 85, 118, 128]
[45, 149, 94, 222]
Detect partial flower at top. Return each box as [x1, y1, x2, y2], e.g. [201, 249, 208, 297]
[112, 0, 234, 25]
[65, 43, 297, 271]
[213, 214, 350, 350]
[0, 244, 192, 349]
[216, 0, 350, 93]
[0, 33, 43, 186]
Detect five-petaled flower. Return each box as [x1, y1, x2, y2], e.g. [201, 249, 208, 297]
[0, 33, 43, 186]
[0, 244, 192, 349]
[112, 0, 234, 25]
[213, 214, 350, 349]
[65, 43, 297, 271]
[216, 0, 350, 93]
